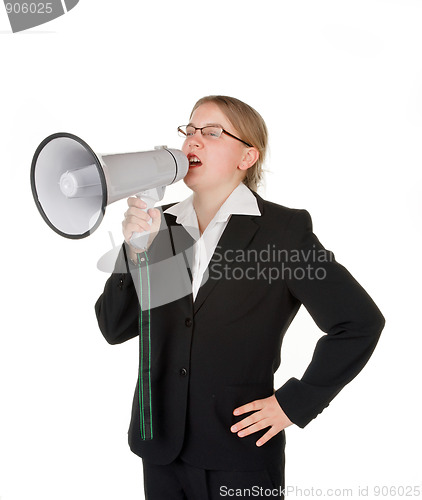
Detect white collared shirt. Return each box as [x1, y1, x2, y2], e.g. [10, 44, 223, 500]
[164, 182, 261, 300]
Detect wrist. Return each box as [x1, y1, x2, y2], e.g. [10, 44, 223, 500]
[124, 241, 144, 266]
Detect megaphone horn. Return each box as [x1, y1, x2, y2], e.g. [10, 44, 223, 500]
[30, 132, 188, 249]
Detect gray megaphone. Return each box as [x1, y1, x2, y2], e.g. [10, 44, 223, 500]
[30, 132, 188, 250]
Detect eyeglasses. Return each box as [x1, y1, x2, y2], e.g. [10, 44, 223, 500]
[177, 125, 253, 148]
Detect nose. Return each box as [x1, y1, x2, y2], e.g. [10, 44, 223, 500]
[186, 129, 204, 149]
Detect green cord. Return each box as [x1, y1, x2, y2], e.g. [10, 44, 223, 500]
[137, 251, 153, 440]
[138, 253, 145, 439]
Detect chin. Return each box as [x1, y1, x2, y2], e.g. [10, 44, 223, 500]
[183, 176, 197, 191]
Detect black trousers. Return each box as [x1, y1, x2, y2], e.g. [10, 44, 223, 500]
[142, 457, 285, 500]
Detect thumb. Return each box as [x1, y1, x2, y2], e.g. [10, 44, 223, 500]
[148, 208, 161, 233]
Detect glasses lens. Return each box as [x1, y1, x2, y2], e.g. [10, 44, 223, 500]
[178, 126, 223, 139]
[185, 126, 196, 137]
[202, 126, 222, 138]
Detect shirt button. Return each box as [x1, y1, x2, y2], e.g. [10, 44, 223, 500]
[185, 318, 193, 327]
[180, 368, 188, 377]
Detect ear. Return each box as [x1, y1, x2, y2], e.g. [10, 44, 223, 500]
[238, 147, 260, 171]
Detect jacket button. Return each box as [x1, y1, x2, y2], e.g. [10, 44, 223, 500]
[180, 368, 188, 377]
[185, 318, 193, 327]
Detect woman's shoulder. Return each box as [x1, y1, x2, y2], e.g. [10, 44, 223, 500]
[253, 191, 311, 223]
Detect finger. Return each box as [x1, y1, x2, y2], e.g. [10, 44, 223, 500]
[148, 209, 161, 232]
[231, 412, 261, 433]
[122, 221, 151, 239]
[233, 399, 263, 417]
[148, 207, 160, 217]
[127, 197, 147, 209]
[256, 427, 278, 447]
[147, 208, 161, 222]
[125, 211, 152, 224]
[126, 204, 153, 218]
[236, 419, 271, 438]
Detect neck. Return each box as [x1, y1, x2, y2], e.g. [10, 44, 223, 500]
[193, 183, 240, 234]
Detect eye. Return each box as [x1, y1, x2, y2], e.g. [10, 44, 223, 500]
[186, 127, 196, 137]
[203, 127, 221, 138]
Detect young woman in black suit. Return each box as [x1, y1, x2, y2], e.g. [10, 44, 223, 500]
[95, 95, 385, 499]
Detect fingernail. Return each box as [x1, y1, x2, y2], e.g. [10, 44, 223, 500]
[231, 426, 237, 432]
[233, 410, 239, 416]
[256, 440, 262, 447]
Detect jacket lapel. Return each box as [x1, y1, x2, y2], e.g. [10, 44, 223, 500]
[163, 210, 196, 269]
[193, 212, 261, 315]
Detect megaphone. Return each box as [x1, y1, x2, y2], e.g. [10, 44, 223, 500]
[30, 132, 188, 250]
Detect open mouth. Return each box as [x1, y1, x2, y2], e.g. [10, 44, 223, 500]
[188, 154, 202, 168]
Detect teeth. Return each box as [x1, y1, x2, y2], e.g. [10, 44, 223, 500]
[190, 157, 200, 163]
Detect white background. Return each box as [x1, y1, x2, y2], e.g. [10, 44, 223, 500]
[1, 1, 421, 499]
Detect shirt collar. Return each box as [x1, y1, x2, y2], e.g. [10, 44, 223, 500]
[163, 182, 261, 226]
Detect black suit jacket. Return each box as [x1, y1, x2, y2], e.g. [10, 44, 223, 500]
[95, 191, 385, 470]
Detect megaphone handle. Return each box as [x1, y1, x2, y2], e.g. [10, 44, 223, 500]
[130, 187, 166, 251]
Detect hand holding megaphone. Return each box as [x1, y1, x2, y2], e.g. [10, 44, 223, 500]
[123, 191, 162, 256]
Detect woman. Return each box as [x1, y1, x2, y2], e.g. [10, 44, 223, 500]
[95, 95, 385, 499]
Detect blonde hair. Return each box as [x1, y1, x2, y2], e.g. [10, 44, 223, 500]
[190, 95, 268, 192]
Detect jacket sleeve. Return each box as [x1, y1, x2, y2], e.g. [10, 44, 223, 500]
[274, 209, 385, 427]
[94, 243, 140, 345]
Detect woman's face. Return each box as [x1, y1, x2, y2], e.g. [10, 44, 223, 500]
[181, 102, 252, 194]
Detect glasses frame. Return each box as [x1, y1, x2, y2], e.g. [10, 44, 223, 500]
[178, 125, 253, 148]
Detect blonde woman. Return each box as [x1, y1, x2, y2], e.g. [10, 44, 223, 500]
[96, 96, 385, 499]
